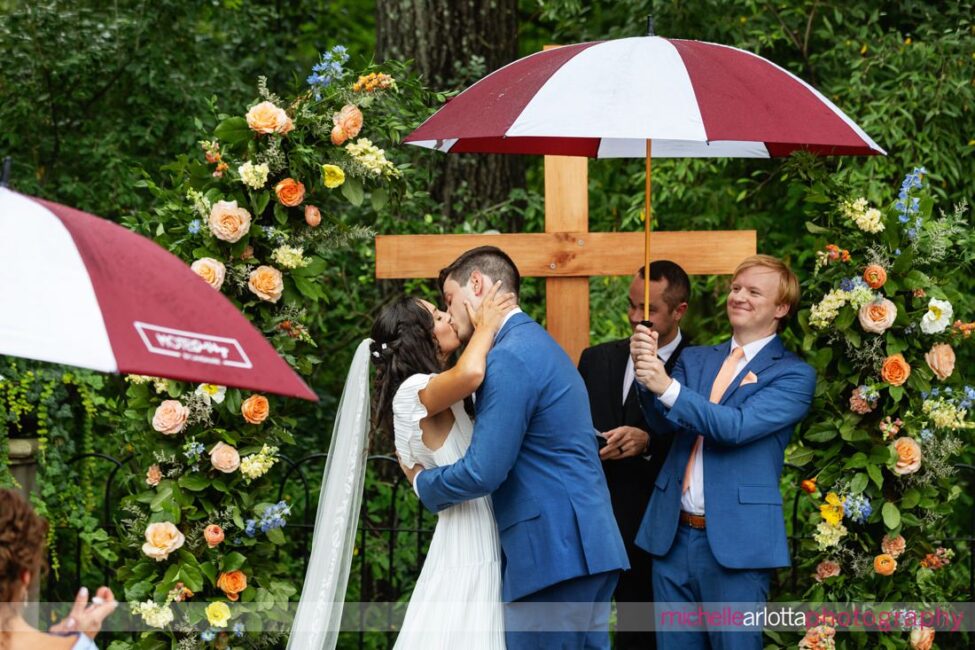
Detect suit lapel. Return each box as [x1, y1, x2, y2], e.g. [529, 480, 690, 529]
[718, 335, 785, 405]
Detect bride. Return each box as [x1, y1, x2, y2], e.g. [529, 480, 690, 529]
[288, 282, 514, 650]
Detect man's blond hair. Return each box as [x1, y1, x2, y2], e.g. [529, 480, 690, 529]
[733, 254, 800, 329]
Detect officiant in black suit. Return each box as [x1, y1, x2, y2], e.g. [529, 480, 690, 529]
[578, 261, 691, 650]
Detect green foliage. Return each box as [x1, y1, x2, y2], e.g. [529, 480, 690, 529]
[785, 168, 974, 645]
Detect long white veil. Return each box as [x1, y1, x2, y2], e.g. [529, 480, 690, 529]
[288, 338, 372, 649]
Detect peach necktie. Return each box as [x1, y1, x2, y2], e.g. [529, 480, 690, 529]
[682, 346, 745, 493]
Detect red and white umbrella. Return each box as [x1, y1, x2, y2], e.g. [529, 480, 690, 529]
[405, 37, 884, 157]
[404, 35, 884, 320]
[0, 188, 317, 401]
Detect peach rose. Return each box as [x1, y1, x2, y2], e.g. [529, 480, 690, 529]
[858, 299, 897, 334]
[216, 570, 247, 602]
[881, 534, 906, 558]
[274, 178, 305, 207]
[146, 464, 163, 487]
[304, 205, 322, 227]
[873, 553, 897, 575]
[204, 524, 224, 548]
[142, 522, 185, 561]
[330, 124, 348, 146]
[248, 265, 284, 303]
[332, 104, 363, 144]
[209, 442, 240, 473]
[924, 343, 955, 381]
[241, 394, 270, 424]
[910, 627, 935, 650]
[880, 353, 911, 386]
[799, 625, 835, 650]
[246, 101, 290, 134]
[152, 400, 189, 435]
[280, 115, 295, 135]
[240, 245, 255, 261]
[190, 257, 226, 291]
[208, 200, 252, 243]
[814, 560, 840, 582]
[891, 437, 922, 475]
[863, 264, 888, 289]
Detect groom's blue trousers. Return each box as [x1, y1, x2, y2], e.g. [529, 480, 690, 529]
[504, 570, 619, 650]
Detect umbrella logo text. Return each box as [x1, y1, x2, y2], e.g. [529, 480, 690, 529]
[134, 322, 253, 369]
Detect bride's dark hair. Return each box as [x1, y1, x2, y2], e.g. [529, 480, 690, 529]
[370, 297, 442, 437]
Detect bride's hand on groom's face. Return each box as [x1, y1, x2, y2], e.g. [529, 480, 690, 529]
[466, 280, 516, 334]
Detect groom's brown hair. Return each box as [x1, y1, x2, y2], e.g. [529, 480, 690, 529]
[438, 246, 521, 299]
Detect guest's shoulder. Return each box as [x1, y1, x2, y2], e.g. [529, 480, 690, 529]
[580, 338, 628, 359]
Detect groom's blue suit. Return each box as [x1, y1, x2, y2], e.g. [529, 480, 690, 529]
[415, 311, 629, 648]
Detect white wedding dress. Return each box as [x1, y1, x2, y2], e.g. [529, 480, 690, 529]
[391, 373, 505, 649]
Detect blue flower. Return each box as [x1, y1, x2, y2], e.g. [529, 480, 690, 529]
[898, 214, 910, 224]
[201, 629, 216, 642]
[188, 219, 201, 234]
[894, 248, 901, 256]
[233, 621, 245, 638]
[843, 493, 872, 524]
[919, 428, 934, 442]
[907, 228, 918, 240]
[245, 519, 257, 538]
[840, 278, 855, 292]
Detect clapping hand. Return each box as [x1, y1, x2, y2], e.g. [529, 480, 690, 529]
[49, 586, 117, 639]
[630, 325, 672, 395]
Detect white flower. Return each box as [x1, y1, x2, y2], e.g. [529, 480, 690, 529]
[195, 383, 227, 405]
[345, 138, 400, 177]
[840, 197, 884, 233]
[132, 600, 174, 629]
[271, 245, 309, 270]
[810, 289, 849, 329]
[920, 298, 953, 334]
[813, 521, 848, 550]
[238, 161, 270, 190]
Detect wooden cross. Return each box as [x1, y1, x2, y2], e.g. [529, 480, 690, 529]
[375, 155, 756, 364]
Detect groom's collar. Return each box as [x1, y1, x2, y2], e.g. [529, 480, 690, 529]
[494, 307, 523, 341]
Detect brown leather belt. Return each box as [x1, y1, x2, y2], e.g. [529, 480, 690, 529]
[679, 511, 706, 529]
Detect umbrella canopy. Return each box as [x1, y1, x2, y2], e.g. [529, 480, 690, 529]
[0, 188, 317, 401]
[405, 36, 884, 158]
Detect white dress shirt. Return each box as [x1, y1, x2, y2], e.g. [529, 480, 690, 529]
[657, 333, 776, 515]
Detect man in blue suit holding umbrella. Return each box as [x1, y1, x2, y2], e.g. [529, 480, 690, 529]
[630, 254, 816, 650]
[401, 246, 629, 650]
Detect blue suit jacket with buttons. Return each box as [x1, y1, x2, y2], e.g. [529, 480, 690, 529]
[415, 311, 629, 601]
[633, 335, 816, 569]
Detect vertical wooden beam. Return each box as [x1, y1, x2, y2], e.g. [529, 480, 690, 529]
[544, 154, 590, 364]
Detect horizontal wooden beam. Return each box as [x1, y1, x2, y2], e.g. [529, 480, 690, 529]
[375, 230, 757, 279]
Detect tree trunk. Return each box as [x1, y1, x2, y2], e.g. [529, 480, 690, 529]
[376, 0, 524, 224]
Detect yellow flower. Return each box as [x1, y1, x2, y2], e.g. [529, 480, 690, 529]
[820, 492, 845, 526]
[322, 164, 346, 189]
[205, 601, 231, 627]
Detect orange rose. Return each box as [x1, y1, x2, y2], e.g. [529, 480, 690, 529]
[246, 101, 290, 134]
[873, 553, 897, 575]
[863, 264, 888, 289]
[881, 534, 906, 558]
[910, 627, 935, 650]
[858, 299, 897, 334]
[145, 464, 163, 487]
[891, 437, 922, 475]
[242, 394, 270, 424]
[152, 400, 189, 435]
[813, 560, 840, 582]
[274, 178, 305, 207]
[204, 524, 224, 548]
[304, 205, 322, 227]
[800, 478, 818, 494]
[216, 570, 247, 602]
[924, 343, 955, 381]
[332, 104, 363, 143]
[330, 124, 348, 146]
[248, 265, 284, 303]
[880, 353, 911, 386]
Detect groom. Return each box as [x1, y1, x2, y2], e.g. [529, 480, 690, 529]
[400, 246, 629, 649]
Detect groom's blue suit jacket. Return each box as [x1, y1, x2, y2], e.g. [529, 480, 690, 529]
[634, 336, 816, 569]
[415, 311, 629, 601]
